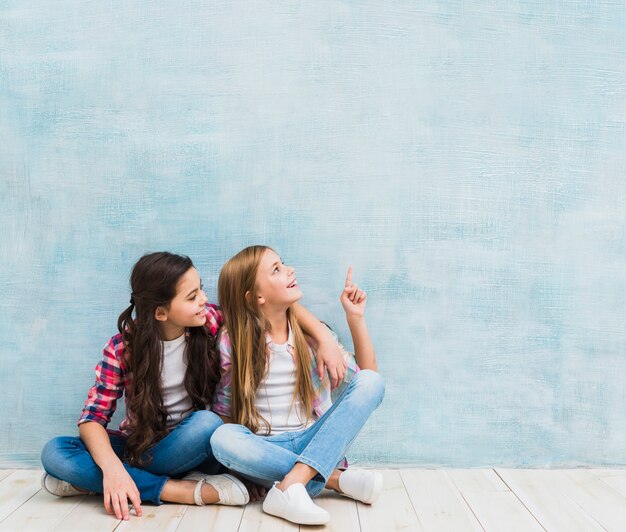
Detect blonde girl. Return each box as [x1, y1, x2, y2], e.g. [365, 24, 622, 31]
[210, 245, 385, 525]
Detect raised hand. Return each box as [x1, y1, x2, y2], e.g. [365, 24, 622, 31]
[340, 267, 366, 318]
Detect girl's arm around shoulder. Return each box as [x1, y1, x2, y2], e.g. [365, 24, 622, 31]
[204, 303, 224, 336]
[211, 328, 234, 421]
[340, 267, 377, 371]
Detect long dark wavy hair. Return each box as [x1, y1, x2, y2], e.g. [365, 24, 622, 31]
[116, 252, 219, 466]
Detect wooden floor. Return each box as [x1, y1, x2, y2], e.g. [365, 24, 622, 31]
[1, 468, 625, 531]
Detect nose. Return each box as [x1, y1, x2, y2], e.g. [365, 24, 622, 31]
[199, 289, 208, 306]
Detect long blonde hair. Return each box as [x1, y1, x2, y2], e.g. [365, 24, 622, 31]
[218, 245, 315, 434]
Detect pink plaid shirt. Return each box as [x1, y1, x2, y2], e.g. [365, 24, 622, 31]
[77, 304, 223, 437]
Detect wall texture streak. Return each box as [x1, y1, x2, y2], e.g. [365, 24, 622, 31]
[1, 1, 625, 467]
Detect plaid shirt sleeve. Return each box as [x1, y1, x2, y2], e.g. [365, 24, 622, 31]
[205, 304, 223, 336]
[211, 328, 233, 418]
[77, 335, 126, 428]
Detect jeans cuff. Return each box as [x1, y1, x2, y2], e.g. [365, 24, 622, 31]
[151, 475, 169, 505]
[306, 478, 326, 497]
[296, 456, 331, 485]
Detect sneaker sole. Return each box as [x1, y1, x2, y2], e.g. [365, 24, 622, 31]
[262, 504, 330, 526]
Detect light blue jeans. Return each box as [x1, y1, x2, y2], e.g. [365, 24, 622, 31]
[40, 410, 223, 504]
[210, 369, 385, 497]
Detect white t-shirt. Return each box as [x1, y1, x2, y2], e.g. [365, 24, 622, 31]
[161, 334, 193, 429]
[255, 337, 310, 435]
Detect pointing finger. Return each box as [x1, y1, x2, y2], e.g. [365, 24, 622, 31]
[345, 267, 353, 288]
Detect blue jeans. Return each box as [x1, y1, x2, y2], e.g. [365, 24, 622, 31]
[210, 369, 385, 497]
[41, 410, 223, 504]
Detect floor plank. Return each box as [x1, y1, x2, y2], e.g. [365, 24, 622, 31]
[586, 468, 626, 479]
[0, 489, 85, 531]
[400, 469, 483, 531]
[237, 500, 298, 532]
[446, 469, 543, 532]
[586, 469, 626, 501]
[599, 473, 626, 499]
[53, 494, 121, 532]
[588, 468, 626, 501]
[0, 470, 44, 523]
[357, 469, 421, 531]
[114, 502, 187, 531]
[3, 468, 626, 531]
[0, 472, 15, 484]
[175, 503, 244, 532]
[535, 469, 626, 531]
[496, 469, 603, 532]
[313, 489, 361, 532]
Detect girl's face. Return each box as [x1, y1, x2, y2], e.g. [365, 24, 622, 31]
[156, 267, 208, 340]
[254, 249, 302, 309]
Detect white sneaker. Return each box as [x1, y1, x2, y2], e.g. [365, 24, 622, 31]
[41, 473, 89, 497]
[338, 469, 383, 504]
[183, 471, 249, 506]
[263, 483, 330, 525]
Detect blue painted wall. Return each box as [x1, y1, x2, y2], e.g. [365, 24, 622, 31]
[2, 1, 625, 467]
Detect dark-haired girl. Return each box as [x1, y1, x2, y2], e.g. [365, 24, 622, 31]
[40, 252, 346, 520]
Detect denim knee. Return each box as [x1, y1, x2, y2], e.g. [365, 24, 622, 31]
[210, 424, 247, 464]
[353, 369, 385, 407]
[187, 410, 223, 436]
[41, 437, 61, 472]
[41, 436, 78, 477]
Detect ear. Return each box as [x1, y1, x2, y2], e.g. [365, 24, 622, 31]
[154, 306, 168, 322]
[245, 290, 265, 306]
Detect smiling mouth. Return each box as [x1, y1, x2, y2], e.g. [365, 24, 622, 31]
[287, 279, 298, 288]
